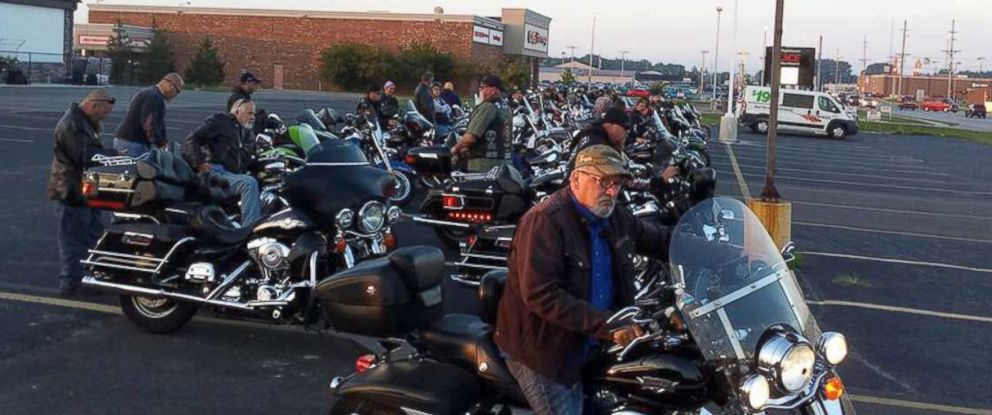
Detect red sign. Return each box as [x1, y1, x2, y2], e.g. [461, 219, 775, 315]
[78, 35, 110, 46]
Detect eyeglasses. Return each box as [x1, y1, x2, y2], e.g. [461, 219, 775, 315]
[164, 78, 182, 94]
[90, 97, 116, 105]
[581, 171, 626, 192]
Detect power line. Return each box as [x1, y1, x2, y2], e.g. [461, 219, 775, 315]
[941, 19, 960, 98]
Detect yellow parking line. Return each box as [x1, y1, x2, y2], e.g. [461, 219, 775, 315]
[723, 143, 751, 201]
[849, 394, 992, 415]
[0, 290, 120, 314]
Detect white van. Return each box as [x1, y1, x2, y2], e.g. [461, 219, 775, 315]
[737, 86, 859, 139]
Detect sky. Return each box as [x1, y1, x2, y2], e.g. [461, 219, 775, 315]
[76, 0, 992, 74]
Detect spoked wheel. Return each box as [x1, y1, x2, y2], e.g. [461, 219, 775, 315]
[119, 294, 198, 334]
[388, 170, 416, 207]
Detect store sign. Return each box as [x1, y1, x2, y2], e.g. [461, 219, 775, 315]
[472, 25, 490, 44]
[524, 24, 549, 53]
[489, 30, 503, 46]
[78, 35, 110, 46]
[763, 47, 816, 89]
[973, 83, 989, 88]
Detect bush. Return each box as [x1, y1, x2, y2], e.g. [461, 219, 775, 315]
[495, 56, 532, 92]
[320, 43, 395, 91]
[107, 20, 135, 85]
[649, 82, 665, 96]
[560, 68, 576, 85]
[395, 42, 455, 85]
[184, 37, 225, 87]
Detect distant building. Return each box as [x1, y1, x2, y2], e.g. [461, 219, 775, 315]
[0, 0, 79, 82]
[539, 61, 634, 84]
[860, 74, 992, 101]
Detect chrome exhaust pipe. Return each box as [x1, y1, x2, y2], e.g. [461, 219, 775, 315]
[82, 276, 287, 311]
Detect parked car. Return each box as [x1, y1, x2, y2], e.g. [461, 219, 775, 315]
[626, 88, 650, 98]
[898, 101, 919, 111]
[920, 99, 952, 112]
[942, 98, 960, 113]
[966, 104, 988, 119]
[860, 97, 879, 109]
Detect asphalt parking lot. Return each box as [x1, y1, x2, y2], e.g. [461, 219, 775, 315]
[890, 106, 992, 132]
[1, 85, 991, 415]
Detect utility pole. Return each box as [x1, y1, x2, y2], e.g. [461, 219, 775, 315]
[588, 15, 597, 84]
[763, 0, 785, 201]
[898, 20, 908, 96]
[713, 6, 723, 100]
[979, 57, 986, 74]
[834, 49, 841, 85]
[700, 50, 709, 92]
[566, 45, 578, 63]
[619, 50, 629, 80]
[817, 35, 823, 91]
[762, 26, 768, 86]
[944, 19, 959, 99]
[860, 34, 869, 75]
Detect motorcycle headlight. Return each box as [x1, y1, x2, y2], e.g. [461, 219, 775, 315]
[757, 332, 817, 393]
[335, 209, 354, 229]
[740, 374, 770, 411]
[387, 205, 402, 223]
[358, 201, 385, 233]
[818, 332, 848, 366]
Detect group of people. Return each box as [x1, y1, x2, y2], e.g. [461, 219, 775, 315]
[46, 70, 675, 415]
[356, 72, 463, 136]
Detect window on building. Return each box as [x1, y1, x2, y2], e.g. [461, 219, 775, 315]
[783, 93, 814, 109]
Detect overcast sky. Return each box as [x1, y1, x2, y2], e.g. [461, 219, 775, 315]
[77, 0, 992, 73]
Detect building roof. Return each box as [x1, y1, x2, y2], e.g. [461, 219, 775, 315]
[1, 0, 78, 11]
[87, 4, 505, 29]
[540, 64, 631, 78]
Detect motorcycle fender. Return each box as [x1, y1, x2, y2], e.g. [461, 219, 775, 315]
[419, 189, 443, 213]
[388, 160, 416, 176]
[332, 359, 479, 415]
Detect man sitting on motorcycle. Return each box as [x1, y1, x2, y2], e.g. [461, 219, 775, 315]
[184, 98, 261, 224]
[494, 145, 672, 415]
[628, 98, 654, 145]
[450, 75, 512, 172]
[357, 85, 385, 126]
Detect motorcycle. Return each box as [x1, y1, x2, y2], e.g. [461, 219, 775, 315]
[78, 132, 404, 334]
[322, 197, 854, 415]
[339, 113, 419, 207]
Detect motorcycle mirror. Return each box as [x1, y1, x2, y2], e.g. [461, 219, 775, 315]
[255, 134, 273, 150]
[781, 241, 798, 263]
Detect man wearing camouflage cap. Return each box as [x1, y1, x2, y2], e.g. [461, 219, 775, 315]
[494, 145, 673, 414]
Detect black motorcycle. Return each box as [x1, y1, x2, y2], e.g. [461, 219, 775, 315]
[78, 137, 403, 333]
[321, 197, 854, 415]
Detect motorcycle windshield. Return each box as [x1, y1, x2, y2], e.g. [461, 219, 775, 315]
[287, 124, 322, 154]
[669, 197, 819, 362]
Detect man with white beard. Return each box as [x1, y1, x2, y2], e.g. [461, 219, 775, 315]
[493, 144, 673, 415]
[183, 99, 261, 224]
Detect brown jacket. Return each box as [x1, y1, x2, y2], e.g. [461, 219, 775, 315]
[493, 188, 671, 385]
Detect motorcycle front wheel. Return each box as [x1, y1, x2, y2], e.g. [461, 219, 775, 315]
[119, 294, 198, 334]
[388, 170, 416, 207]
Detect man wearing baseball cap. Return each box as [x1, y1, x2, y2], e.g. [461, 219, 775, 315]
[227, 71, 262, 112]
[450, 74, 512, 172]
[495, 144, 673, 414]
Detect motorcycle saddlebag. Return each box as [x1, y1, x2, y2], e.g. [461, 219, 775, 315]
[82, 164, 139, 210]
[333, 359, 479, 415]
[406, 146, 452, 176]
[315, 246, 444, 337]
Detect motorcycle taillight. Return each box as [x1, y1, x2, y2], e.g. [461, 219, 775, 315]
[81, 180, 97, 197]
[404, 154, 417, 165]
[355, 354, 377, 373]
[442, 195, 464, 209]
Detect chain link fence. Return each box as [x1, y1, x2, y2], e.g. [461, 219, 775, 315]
[1, 51, 115, 85]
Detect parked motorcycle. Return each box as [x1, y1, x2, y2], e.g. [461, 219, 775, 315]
[79, 134, 403, 334]
[339, 113, 418, 207]
[322, 197, 853, 415]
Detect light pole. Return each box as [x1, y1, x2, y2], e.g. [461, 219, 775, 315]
[588, 15, 597, 84]
[762, 26, 768, 86]
[619, 50, 629, 81]
[718, 0, 738, 143]
[700, 50, 709, 92]
[713, 6, 723, 100]
[978, 57, 986, 75]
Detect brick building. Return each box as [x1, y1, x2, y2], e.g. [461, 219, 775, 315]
[87, 4, 550, 91]
[860, 74, 992, 103]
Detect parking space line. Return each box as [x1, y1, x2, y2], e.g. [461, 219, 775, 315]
[795, 221, 992, 244]
[0, 124, 51, 132]
[0, 138, 34, 143]
[802, 251, 992, 273]
[714, 147, 926, 166]
[848, 394, 992, 415]
[723, 143, 751, 200]
[730, 145, 911, 164]
[739, 172, 992, 196]
[711, 153, 942, 176]
[792, 201, 992, 221]
[809, 299, 992, 323]
[712, 161, 956, 185]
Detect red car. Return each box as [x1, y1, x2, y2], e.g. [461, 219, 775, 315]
[626, 89, 650, 98]
[919, 100, 952, 112]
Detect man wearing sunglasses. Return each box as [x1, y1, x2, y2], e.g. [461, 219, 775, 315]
[450, 74, 512, 172]
[47, 89, 120, 295]
[114, 72, 184, 157]
[494, 144, 673, 414]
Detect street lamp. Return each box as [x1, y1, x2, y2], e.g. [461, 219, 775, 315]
[700, 50, 709, 92]
[718, 0, 739, 143]
[979, 57, 986, 74]
[713, 6, 723, 101]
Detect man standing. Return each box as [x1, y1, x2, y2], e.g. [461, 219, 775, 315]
[449, 75, 512, 172]
[47, 89, 119, 295]
[114, 73, 183, 157]
[183, 99, 261, 224]
[494, 145, 671, 415]
[413, 72, 435, 124]
[227, 71, 262, 112]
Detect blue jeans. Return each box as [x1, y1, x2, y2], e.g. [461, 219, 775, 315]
[113, 138, 150, 158]
[211, 166, 261, 224]
[505, 358, 583, 415]
[53, 203, 105, 280]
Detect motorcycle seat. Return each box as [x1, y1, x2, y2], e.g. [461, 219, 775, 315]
[419, 313, 525, 405]
[188, 205, 253, 245]
[479, 270, 507, 325]
[105, 222, 192, 244]
[387, 246, 445, 291]
[493, 164, 526, 195]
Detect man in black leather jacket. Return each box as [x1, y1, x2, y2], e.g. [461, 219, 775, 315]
[413, 72, 436, 124]
[46, 89, 118, 295]
[379, 81, 400, 127]
[183, 99, 261, 224]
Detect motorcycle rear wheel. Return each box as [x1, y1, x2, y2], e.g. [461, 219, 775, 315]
[119, 294, 198, 334]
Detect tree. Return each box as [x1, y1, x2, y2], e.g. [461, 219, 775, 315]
[107, 20, 134, 85]
[319, 43, 394, 91]
[184, 37, 225, 87]
[560, 67, 576, 85]
[137, 20, 176, 84]
[649, 82, 665, 96]
[496, 56, 532, 92]
[397, 42, 456, 86]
